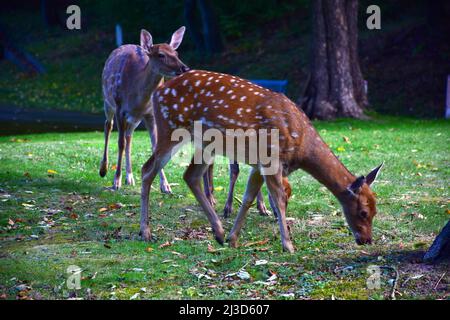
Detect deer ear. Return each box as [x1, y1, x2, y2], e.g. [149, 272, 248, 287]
[140, 29, 153, 52]
[366, 162, 383, 186]
[169, 26, 186, 50]
[348, 176, 366, 196]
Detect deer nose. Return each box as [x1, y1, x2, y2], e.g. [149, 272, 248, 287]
[355, 236, 372, 245]
[181, 65, 190, 73]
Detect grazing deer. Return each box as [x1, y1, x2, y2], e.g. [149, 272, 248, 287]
[100, 27, 189, 190]
[140, 69, 383, 252]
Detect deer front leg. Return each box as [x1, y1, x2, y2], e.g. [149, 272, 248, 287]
[143, 114, 172, 194]
[223, 162, 239, 218]
[124, 119, 140, 186]
[99, 103, 114, 178]
[113, 114, 126, 190]
[264, 172, 294, 253]
[227, 167, 264, 247]
[184, 159, 225, 245]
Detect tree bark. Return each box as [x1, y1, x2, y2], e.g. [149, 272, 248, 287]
[184, 0, 223, 55]
[301, 0, 367, 119]
[424, 221, 450, 264]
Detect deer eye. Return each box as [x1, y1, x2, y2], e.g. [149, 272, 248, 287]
[158, 53, 165, 59]
[360, 210, 369, 219]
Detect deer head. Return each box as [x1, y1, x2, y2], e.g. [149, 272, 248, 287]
[341, 163, 383, 245]
[140, 26, 189, 77]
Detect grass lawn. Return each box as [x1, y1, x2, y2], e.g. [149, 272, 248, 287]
[0, 116, 448, 300]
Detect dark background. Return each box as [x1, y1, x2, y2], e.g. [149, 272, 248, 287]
[0, 0, 449, 118]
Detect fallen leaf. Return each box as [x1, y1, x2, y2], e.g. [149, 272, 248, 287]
[214, 186, 224, 192]
[145, 247, 154, 252]
[255, 259, 268, 266]
[109, 203, 124, 210]
[69, 213, 79, 220]
[98, 207, 108, 212]
[130, 293, 140, 300]
[236, 269, 251, 280]
[47, 169, 57, 175]
[159, 241, 172, 249]
[336, 146, 346, 152]
[243, 239, 269, 247]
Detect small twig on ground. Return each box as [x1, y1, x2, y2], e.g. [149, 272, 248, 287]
[380, 266, 399, 300]
[434, 272, 446, 290]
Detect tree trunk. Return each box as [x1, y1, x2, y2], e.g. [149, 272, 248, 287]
[301, 0, 367, 119]
[424, 221, 450, 264]
[184, 0, 223, 55]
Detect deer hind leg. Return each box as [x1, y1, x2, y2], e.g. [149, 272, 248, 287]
[140, 142, 178, 241]
[256, 190, 270, 216]
[203, 164, 216, 207]
[124, 118, 140, 186]
[143, 114, 172, 194]
[227, 166, 264, 247]
[223, 162, 239, 218]
[184, 159, 225, 245]
[112, 113, 126, 190]
[264, 172, 294, 253]
[99, 102, 114, 178]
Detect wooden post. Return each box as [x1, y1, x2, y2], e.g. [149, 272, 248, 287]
[115, 24, 123, 47]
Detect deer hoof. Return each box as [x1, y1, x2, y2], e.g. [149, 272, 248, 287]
[139, 227, 153, 242]
[160, 182, 172, 194]
[257, 203, 271, 216]
[226, 235, 238, 248]
[112, 178, 122, 190]
[125, 174, 135, 186]
[213, 227, 225, 245]
[207, 194, 217, 207]
[223, 205, 233, 218]
[282, 242, 295, 253]
[99, 162, 108, 177]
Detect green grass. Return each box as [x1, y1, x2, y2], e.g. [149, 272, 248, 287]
[0, 117, 449, 300]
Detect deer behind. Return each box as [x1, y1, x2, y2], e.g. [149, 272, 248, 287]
[100, 27, 188, 190]
[140, 69, 383, 252]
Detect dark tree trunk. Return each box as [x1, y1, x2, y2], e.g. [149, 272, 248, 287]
[184, 0, 206, 52]
[184, 0, 223, 55]
[424, 221, 450, 264]
[301, 0, 367, 119]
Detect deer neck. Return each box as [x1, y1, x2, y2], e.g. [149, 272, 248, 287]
[298, 129, 355, 202]
[141, 59, 163, 99]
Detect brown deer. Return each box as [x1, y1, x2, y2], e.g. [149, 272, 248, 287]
[100, 27, 189, 190]
[139, 69, 383, 252]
